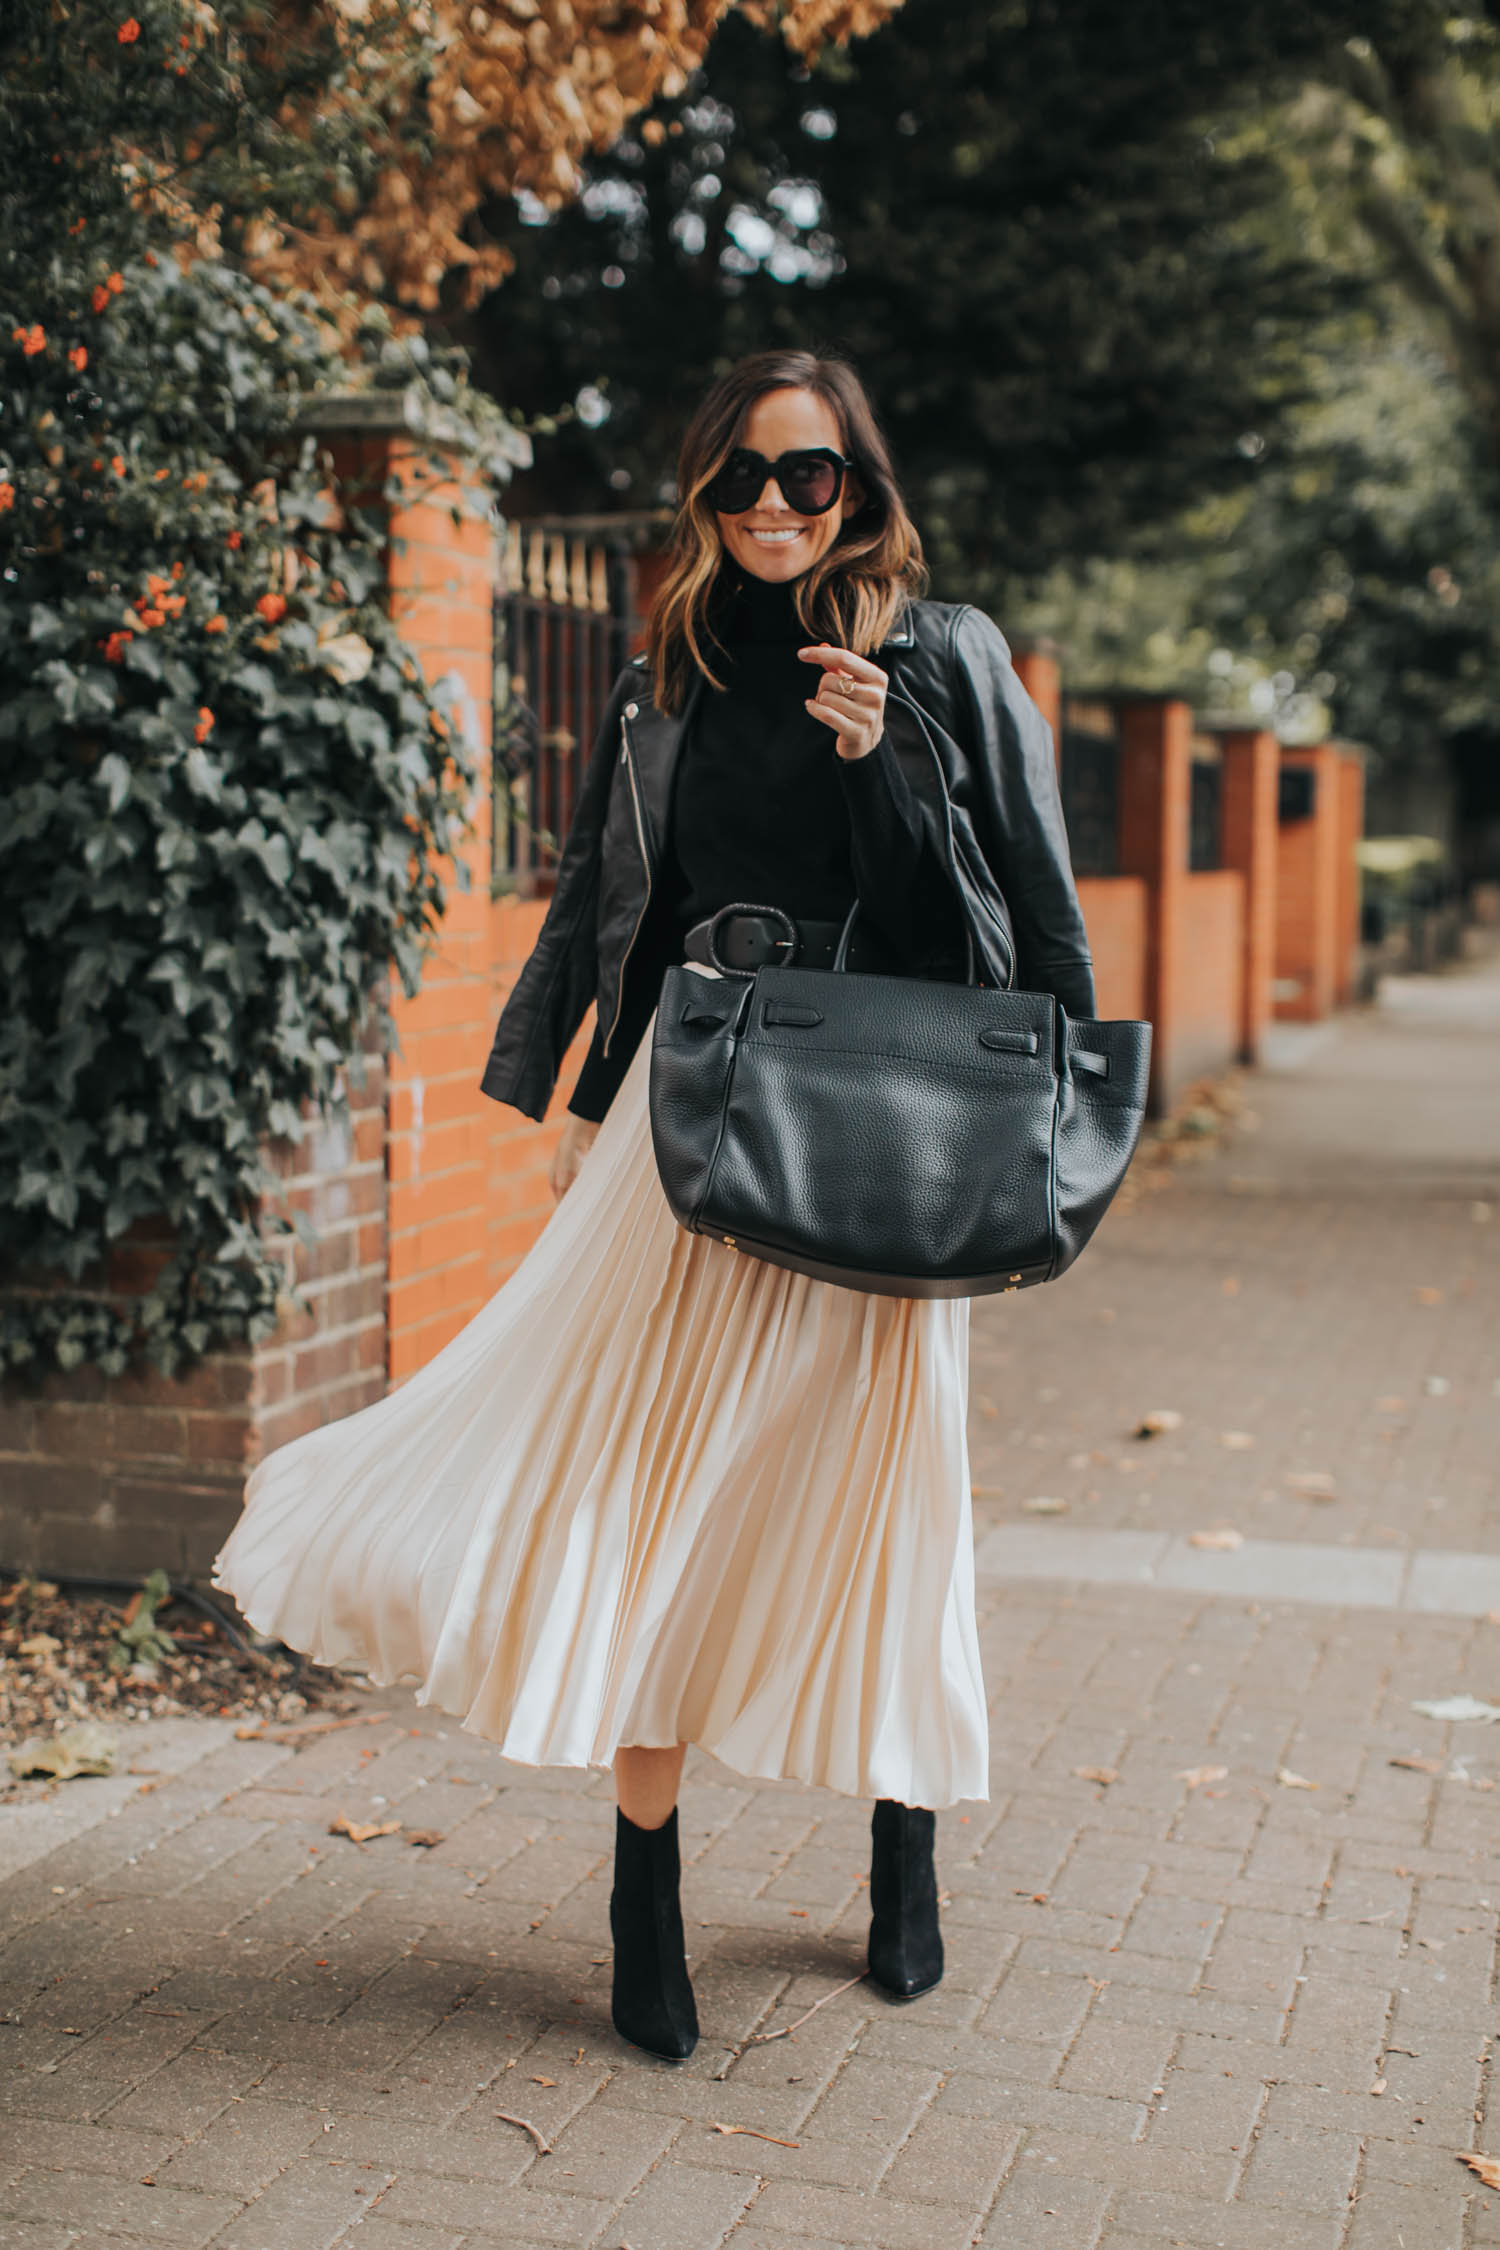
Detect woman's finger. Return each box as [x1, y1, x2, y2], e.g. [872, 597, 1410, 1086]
[806, 697, 878, 749]
[817, 675, 885, 712]
[797, 644, 889, 686]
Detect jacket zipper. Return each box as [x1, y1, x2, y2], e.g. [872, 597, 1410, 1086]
[601, 707, 654, 1058]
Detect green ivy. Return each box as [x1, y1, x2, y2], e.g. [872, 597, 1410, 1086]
[0, 249, 499, 1379]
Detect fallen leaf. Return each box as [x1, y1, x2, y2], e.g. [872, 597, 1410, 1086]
[1389, 1755, 1443, 1774]
[1073, 1766, 1118, 1786]
[1176, 1764, 1229, 1787]
[530, 2075, 556, 2087]
[405, 1830, 444, 1848]
[1412, 1695, 1500, 1725]
[1276, 1768, 1319, 1790]
[1415, 1285, 1442, 1305]
[1460, 2153, 1500, 2189]
[1189, 1528, 1244, 1551]
[1370, 2076, 1387, 2096]
[1376, 1396, 1406, 1412]
[17, 1633, 63, 1657]
[971, 1484, 1005, 1497]
[494, 2111, 551, 2154]
[1220, 1431, 1255, 1450]
[709, 2123, 801, 2148]
[1136, 1409, 1183, 1438]
[234, 1711, 386, 1745]
[1023, 1496, 1068, 1515]
[7, 1721, 118, 1781]
[1286, 1470, 1337, 1498]
[1221, 1276, 1240, 1295]
[328, 1812, 402, 1844]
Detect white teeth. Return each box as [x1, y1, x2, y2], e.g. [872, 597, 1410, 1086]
[748, 528, 801, 543]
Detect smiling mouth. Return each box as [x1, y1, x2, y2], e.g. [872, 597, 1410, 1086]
[746, 526, 804, 543]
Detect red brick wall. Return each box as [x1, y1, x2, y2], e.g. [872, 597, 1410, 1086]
[1334, 752, 1366, 1005]
[0, 1058, 387, 1578]
[1076, 876, 1148, 1020]
[1177, 871, 1246, 1086]
[1275, 745, 1343, 1021]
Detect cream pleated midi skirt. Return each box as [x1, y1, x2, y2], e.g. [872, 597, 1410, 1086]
[212, 964, 990, 1808]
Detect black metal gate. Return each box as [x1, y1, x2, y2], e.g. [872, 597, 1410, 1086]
[492, 521, 640, 895]
[1059, 699, 1120, 877]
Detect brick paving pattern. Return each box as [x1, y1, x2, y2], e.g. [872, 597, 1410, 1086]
[2, 950, 1498, 2248]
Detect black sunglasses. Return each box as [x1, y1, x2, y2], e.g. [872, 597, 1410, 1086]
[707, 446, 857, 517]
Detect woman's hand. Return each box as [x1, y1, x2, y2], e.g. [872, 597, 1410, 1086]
[550, 1113, 600, 1200]
[798, 643, 889, 761]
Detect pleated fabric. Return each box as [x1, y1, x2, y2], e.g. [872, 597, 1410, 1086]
[211, 963, 990, 1808]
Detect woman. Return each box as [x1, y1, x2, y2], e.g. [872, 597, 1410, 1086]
[212, 348, 1095, 2067]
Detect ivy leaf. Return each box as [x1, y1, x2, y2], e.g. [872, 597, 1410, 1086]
[96, 754, 132, 814]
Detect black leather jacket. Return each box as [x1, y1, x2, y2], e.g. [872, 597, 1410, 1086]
[479, 598, 1096, 1121]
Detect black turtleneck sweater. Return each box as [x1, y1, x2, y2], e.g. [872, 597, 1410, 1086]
[567, 567, 957, 1123]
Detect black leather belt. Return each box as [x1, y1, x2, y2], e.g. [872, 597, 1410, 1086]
[684, 905, 871, 975]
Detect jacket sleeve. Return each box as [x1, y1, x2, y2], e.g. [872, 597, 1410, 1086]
[951, 606, 1097, 1017]
[478, 668, 636, 1121]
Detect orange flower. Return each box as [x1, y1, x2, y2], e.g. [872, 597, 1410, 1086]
[11, 324, 46, 358]
[152, 467, 169, 483]
[146, 572, 170, 597]
[204, 614, 228, 635]
[111, 454, 125, 475]
[170, 561, 184, 578]
[144, 251, 158, 267]
[193, 707, 215, 744]
[117, 17, 141, 40]
[255, 592, 287, 624]
[69, 217, 87, 236]
[101, 630, 133, 663]
[160, 592, 186, 618]
[91, 285, 110, 314]
[136, 606, 165, 628]
[107, 273, 124, 295]
[226, 530, 242, 550]
[67, 345, 88, 372]
[0, 482, 15, 513]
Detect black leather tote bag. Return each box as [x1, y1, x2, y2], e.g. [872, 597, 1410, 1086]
[648, 904, 1152, 1299]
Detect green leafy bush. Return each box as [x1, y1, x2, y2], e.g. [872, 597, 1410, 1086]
[0, 249, 483, 1378]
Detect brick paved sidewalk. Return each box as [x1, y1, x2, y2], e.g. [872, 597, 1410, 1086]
[2, 950, 1498, 2250]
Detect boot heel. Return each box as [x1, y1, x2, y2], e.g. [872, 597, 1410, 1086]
[867, 1798, 944, 1999]
[609, 1806, 699, 2062]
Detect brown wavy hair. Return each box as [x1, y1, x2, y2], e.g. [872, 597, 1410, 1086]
[644, 349, 927, 714]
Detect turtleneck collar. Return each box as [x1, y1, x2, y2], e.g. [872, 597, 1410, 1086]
[713, 563, 811, 646]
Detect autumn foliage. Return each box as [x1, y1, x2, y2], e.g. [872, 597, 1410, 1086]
[244, 1, 904, 319]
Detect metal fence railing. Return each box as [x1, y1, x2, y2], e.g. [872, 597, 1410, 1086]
[1189, 756, 1223, 873]
[1059, 699, 1120, 877]
[492, 522, 638, 895]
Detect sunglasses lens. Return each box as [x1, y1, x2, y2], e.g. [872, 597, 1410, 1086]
[709, 451, 765, 512]
[780, 454, 840, 513]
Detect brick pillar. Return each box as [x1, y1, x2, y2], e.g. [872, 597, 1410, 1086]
[1219, 728, 1279, 1064]
[1334, 749, 1366, 1005]
[1116, 697, 1192, 1115]
[1275, 744, 1344, 1020]
[299, 405, 503, 1383]
[1013, 642, 1063, 763]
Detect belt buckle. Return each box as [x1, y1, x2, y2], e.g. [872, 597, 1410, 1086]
[706, 902, 799, 975]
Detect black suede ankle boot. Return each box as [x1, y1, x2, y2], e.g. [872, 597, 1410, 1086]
[867, 1798, 944, 1999]
[609, 1806, 699, 2062]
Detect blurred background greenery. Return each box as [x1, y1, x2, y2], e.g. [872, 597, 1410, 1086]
[468, 0, 1500, 881]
